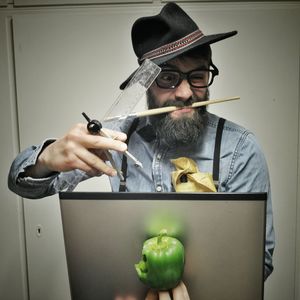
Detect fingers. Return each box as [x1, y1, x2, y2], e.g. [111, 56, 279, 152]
[158, 291, 172, 300]
[90, 149, 108, 161]
[115, 282, 190, 300]
[69, 124, 127, 176]
[145, 290, 171, 300]
[80, 134, 127, 152]
[69, 124, 128, 153]
[75, 148, 117, 176]
[172, 282, 190, 300]
[145, 290, 158, 300]
[42, 123, 128, 174]
[75, 123, 127, 142]
[101, 128, 127, 142]
[115, 295, 137, 300]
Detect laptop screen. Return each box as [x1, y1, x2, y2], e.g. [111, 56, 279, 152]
[59, 192, 266, 300]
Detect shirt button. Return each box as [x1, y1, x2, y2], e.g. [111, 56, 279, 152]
[156, 185, 162, 192]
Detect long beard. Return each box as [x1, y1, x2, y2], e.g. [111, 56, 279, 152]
[147, 90, 209, 148]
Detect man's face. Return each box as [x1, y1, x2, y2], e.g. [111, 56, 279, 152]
[148, 55, 209, 116]
[147, 55, 210, 147]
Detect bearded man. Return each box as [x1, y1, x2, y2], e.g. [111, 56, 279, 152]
[8, 2, 275, 299]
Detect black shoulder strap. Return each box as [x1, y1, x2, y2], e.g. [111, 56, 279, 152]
[213, 118, 225, 189]
[119, 118, 140, 192]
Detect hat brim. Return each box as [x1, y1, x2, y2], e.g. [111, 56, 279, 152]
[120, 30, 237, 90]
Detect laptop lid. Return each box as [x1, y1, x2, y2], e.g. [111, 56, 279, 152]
[59, 192, 266, 300]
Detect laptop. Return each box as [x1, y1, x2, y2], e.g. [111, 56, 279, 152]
[59, 192, 266, 300]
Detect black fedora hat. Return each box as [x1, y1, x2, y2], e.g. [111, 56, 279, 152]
[120, 2, 237, 89]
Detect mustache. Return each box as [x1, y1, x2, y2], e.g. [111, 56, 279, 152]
[161, 98, 196, 108]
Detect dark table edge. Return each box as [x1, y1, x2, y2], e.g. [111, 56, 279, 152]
[59, 192, 267, 201]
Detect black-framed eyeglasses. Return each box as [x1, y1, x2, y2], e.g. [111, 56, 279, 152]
[155, 63, 219, 89]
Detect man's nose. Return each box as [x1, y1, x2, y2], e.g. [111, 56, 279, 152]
[174, 79, 193, 101]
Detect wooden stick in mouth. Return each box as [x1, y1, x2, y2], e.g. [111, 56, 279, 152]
[104, 96, 240, 122]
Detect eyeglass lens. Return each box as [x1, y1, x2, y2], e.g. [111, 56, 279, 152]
[156, 69, 213, 89]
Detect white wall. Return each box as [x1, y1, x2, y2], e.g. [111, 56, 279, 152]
[0, 14, 29, 300]
[0, 1, 299, 300]
[297, 106, 300, 300]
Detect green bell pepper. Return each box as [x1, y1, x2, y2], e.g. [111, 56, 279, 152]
[135, 229, 185, 290]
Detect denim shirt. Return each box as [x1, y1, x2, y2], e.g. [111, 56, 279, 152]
[8, 112, 275, 279]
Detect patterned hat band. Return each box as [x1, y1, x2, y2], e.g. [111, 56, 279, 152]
[140, 29, 204, 62]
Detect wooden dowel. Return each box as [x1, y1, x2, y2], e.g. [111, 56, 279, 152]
[191, 96, 240, 108]
[135, 96, 240, 118]
[136, 106, 178, 117]
[104, 96, 240, 121]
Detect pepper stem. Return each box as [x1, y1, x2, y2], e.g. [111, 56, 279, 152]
[157, 228, 168, 245]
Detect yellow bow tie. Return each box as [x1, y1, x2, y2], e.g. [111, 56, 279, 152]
[171, 157, 217, 192]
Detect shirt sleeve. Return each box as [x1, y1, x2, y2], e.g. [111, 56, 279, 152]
[7, 139, 90, 199]
[7, 139, 59, 198]
[221, 131, 275, 280]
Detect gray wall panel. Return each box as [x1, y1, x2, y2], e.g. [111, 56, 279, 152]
[0, 14, 28, 300]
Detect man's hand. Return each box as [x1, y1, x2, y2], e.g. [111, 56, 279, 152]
[145, 282, 190, 300]
[26, 123, 127, 178]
